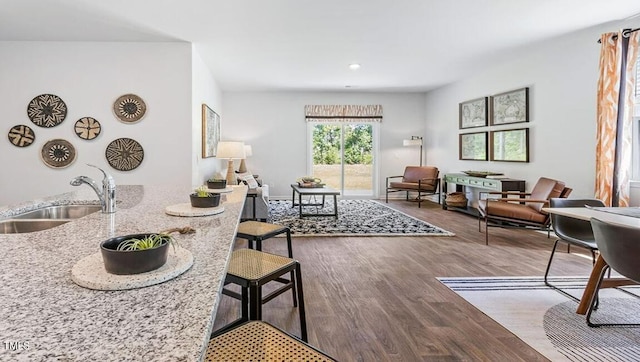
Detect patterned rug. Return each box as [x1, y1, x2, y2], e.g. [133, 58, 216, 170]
[267, 199, 454, 237]
[438, 276, 640, 361]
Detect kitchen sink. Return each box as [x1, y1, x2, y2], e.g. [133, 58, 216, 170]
[11, 205, 102, 220]
[0, 219, 71, 234]
[0, 204, 102, 234]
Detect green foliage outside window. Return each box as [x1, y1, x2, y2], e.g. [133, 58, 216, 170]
[312, 124, 373, 165]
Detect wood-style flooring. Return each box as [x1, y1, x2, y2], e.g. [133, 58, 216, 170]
[212, 200, 595, 361]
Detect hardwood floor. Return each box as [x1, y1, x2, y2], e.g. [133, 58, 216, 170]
[213, 200, 594, 361]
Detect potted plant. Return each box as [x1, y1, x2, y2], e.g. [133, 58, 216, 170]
[100, 233, 173, 275]
[100, 227, 193, 275]
[190, 186, 221, 208]
[207, 178, 227, 189]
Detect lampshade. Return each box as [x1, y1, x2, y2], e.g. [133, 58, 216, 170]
[216, 141, 246, 159]
[403, 139, 422, 146]
[244, 145, 253, 158]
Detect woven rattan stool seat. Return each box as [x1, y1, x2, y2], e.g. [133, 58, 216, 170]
[206, 321, 336, 361]
[236, 220, 293, 259]
[237, 220, 287, 238]
[227, 249, 295, 281]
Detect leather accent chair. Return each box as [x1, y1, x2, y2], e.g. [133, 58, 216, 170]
[385, 166, 441, 207]
[587, 218, 640, 327]
[544, 198, 604, 301]
[477, 177, 572, 245]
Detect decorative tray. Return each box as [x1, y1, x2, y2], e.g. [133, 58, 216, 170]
[297, 182, 325, 188]
[462, 171, 504, 178]
[205, 186, 234, 193]
[71, 246, 193, 291]
[165, 203, 225, 217]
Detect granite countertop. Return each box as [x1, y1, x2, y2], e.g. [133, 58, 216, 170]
[0, 184, 247, 361]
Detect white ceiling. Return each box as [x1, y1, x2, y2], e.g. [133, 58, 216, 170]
[2, 0, 640, 92]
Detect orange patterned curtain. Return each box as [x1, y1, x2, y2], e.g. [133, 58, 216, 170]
[595, 30, 639, 206]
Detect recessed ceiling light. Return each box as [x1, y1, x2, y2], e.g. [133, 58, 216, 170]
[349, 63, 361, 70]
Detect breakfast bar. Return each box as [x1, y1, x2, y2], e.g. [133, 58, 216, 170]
[0, 184, 247, 361]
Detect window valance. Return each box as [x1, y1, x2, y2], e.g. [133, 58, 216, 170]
[304, 105, 383, 123]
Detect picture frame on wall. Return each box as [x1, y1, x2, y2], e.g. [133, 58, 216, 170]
[201, 104, 220, 158]
[459, 132, 488, 161]
[490, 87, 529, 125]
[459, 97, 488, 129]
[490, 128, 529, 162]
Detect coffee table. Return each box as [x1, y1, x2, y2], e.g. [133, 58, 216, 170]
[290, 184, 340, 218]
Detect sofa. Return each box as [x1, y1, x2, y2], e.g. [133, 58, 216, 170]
[237, 174, 270, 221]
[242, 184, 270, 221]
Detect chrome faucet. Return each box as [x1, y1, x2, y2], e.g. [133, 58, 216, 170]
[70, 164, 116, 213]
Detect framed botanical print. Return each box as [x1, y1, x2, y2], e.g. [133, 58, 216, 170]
[490, 128, 529, 162]
[459, 97, 488, 129]
[459, 132, 488, 161]
[490, 87, 529, 125]
[201, 104, 220, 158]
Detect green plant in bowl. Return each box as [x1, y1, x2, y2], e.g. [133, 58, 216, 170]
[207, 178, 227, 189]
[116, 233, 174, 251]
[190, 186, 221, 208]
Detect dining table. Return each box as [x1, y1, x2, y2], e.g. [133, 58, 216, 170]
[542, 206, 640, 315]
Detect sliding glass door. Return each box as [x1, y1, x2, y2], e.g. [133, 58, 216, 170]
[309, 122, 376, 197]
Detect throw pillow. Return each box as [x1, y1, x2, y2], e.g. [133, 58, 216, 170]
[238, 172, 259, 189]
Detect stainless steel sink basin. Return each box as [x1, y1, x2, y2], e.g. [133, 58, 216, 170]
[11, 205, 102, 220]
[0, 204, 102, 234]
[0, 219, 71, 234]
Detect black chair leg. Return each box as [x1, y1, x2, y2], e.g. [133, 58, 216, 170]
[285, 230, 296, 307]
[295, 262, 308, 342]
[543, 239, 560, 286]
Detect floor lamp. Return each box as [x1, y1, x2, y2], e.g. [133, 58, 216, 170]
[403, 136, 423, 166]
[216, 141, 246, 186]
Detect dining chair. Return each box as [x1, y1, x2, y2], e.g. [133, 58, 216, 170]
[544, 198, 604, 301]
[587, 217, 640, 327]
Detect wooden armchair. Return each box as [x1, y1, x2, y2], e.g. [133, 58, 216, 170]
[477, 177, 572, 245]
[385, 166, 441, 207]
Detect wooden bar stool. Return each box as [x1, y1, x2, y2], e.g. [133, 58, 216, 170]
[217, 249, 308, 341]
[236, 220, 293, 258]
[206, 321, 336, 361]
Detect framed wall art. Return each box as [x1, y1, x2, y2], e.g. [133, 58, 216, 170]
[202, 104, 220, 158]
[490, 87, 529, 125]
[490, 128, 529, 162]
[459, 132, 488, 161]
[459, 97, 488, 129]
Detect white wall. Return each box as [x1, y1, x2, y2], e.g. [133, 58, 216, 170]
[191, 45, 224, 187]
[424, 23, 614, 198]
[221, 92, 426, 198]
[0, 41, 192, 206]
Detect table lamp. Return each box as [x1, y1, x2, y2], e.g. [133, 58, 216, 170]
[238, 145, 252, 173]
[216, 141, 246, 185]
[403, 136, 423, 166]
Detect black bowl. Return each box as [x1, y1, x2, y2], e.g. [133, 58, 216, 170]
[100, 233, 170, 275]
[190, 193, 221, 208]
[207, 179, 227, 189]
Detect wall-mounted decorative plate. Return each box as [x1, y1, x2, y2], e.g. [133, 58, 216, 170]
[105, 137, 144, 171]
[27, 94, 68, 128]
[113, 94, 146, 123]
[74, 117, 101, 140]
[8, 125, 36, 147]
[41, 139, 76, 168]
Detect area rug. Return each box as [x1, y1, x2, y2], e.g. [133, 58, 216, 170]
[438, 276, 640, 362]
[267, 199, 454, 237]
